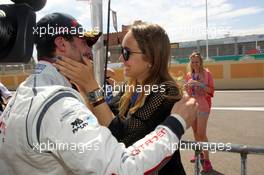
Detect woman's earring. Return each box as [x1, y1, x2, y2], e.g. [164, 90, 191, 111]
[148, 64, 152, 68]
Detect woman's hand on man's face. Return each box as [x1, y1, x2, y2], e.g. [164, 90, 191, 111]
[54, 56, 99, 92]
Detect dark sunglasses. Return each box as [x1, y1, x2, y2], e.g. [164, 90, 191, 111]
[121, 47, 143, 61]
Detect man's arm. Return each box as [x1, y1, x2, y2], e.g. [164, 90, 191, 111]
[40, 95, 196, 174]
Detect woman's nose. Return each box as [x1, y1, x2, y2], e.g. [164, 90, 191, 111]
[119, 54, 125, 62]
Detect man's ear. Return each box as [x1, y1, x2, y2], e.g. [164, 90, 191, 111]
[54, 36, 66, 52]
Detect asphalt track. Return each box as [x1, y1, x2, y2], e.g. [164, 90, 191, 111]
[181, 90, 264, 175]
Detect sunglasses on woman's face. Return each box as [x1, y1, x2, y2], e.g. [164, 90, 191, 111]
[121, 47, 143, 61]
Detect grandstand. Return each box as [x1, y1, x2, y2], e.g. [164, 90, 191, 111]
[103, 33, 264, 63]
[171, 34, 264, 63]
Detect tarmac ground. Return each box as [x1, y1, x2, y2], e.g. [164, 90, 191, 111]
[180, 90, 264, 175]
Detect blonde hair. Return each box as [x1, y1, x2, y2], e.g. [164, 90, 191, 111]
[119, 22, 181, 118]
[187, 52, 205, 73]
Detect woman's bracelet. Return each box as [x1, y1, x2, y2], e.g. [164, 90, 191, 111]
[91, 97, 105, 107]
[86, 88, 104, 104]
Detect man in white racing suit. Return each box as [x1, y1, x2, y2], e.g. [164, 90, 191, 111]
[0, 13, 197, 175]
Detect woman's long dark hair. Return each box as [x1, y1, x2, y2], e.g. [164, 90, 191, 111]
[119, 22, 181, 118]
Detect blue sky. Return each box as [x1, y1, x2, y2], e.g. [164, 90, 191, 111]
[1, 0, 264, 42]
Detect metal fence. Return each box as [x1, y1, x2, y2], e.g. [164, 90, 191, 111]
[180, 140, 264, 175]
[0, 63, 34, 75]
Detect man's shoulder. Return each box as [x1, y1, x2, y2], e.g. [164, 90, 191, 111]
[15, 84, 85, 116]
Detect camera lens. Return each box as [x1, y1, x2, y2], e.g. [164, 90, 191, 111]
[0, 10, 17, 58]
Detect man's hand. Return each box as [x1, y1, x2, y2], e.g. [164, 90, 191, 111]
[171, 95, 198, 129]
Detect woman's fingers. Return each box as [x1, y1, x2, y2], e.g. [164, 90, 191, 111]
[54, 56, 98, 91]
[55, 60, 78, 74]
[60, 56, 83, 68]
[55, 64, 79, 80]
[82, 56, 93, 66]
[54, 56, 92, 76]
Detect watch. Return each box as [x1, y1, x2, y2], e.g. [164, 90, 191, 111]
[86, 88, 104, 103]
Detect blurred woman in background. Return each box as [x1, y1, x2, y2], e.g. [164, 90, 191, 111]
[185, 52, 214, 173]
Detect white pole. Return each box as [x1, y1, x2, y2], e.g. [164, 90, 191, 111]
[90, 0, 104, 86]
[205, 0, 209, 60]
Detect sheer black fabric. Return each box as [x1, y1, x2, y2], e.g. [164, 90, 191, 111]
[108, 83, 186, 175]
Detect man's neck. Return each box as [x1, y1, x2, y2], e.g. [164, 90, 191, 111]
[38, 57, 58, 63]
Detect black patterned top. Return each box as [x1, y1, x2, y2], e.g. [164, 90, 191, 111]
[108, 82, 186, 175]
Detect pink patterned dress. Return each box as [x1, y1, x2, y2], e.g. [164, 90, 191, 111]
[185, 69, 214, 116]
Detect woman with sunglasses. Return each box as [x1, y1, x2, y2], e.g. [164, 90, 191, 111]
[55, 21, 185, 175]
[185, 52, 215, 173]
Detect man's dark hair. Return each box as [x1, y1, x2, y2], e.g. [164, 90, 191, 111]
[35, 13, 80, 59]
[36, 35, 74, 59]
[35, 13, 101, 59]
